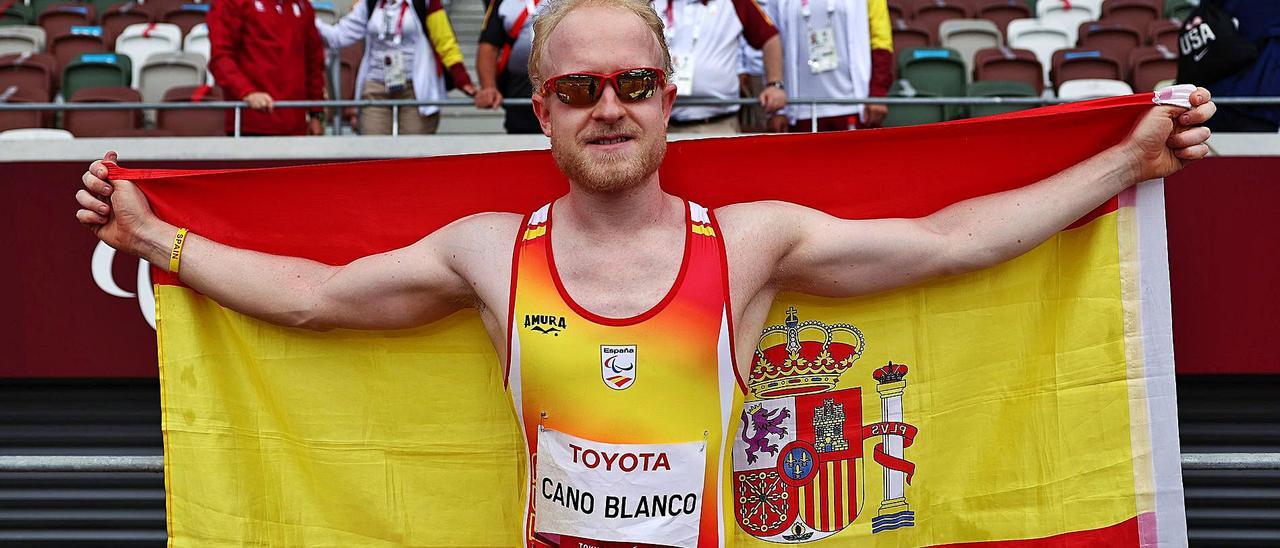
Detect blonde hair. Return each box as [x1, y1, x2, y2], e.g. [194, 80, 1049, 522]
[527, 0, 673, 90]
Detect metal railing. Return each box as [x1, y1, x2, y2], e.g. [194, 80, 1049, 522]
[3, 96, 1277, 137]
[2, 453, 1279, 473]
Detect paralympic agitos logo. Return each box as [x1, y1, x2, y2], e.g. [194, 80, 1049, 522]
[523, 314, 566, 336]
[92, 241, 156, 330]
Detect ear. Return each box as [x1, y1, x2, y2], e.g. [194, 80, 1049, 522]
[661, 83, 677, 127]
[532, 91, 553, 137]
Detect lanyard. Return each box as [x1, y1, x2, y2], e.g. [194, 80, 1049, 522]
[379, 0, 410, 45]
[800, 0, 834, 21]
[666, 0, 710, 47]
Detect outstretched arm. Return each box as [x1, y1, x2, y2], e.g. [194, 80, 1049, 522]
[722, 90, 1217, 299]
[76, 153, 517, 331]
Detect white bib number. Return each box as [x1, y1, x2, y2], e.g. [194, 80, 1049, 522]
[672, 53, 695, 96]
[807, 26, 839, 74]
[534, 429, 704, 548]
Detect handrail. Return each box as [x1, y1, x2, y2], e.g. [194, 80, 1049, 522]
[2, 453, 1279, 473]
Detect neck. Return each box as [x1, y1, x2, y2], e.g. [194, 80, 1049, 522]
[558, 174, 679, 236]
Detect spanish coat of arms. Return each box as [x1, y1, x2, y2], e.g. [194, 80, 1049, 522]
[734, 307, 919, 543]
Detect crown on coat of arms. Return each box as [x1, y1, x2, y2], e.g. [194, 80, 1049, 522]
[749, 307, 865, 399]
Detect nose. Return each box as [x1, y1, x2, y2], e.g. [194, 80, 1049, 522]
[590, 83, 626, 124]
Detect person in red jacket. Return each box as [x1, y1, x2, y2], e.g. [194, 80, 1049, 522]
[208, 0, 327, 135]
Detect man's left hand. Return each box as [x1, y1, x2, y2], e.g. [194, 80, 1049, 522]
[758, 87, 786, 114]
[862, 103, 887, 128]
[459, 83, 477, 97]
[308, 117, 325, 136]
[1122, 87, 1216, 182]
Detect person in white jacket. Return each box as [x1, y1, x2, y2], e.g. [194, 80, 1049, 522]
[318, 0, 476, 134]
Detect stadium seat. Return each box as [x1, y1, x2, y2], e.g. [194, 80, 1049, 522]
[156, 83, 222, 135]
[140, 0, 189, 17]
[893, 19, 935, 50]
[966, 79, 1037, 117]
[1100, 0, 1159, 30]
[62, 84, 141, 136]
[182, 21, 208, 59]
[1057, 77, 1131, 99]
[911, 0, 971, 37]
[1035, 0, 1099, 43]
[882, 79, 946, 126]
[888, 3, 907, 23]
[939, 19, 1001, 75]
[100, 2, 151, 47]
[114, 22, 179, 84]
[313, 0, 338, 24]
[898, 47, 966, 96]
[89, 0, 132, 16]
[0, 24, 44, 55]
[0, 51, 56, 100]
[49, 25, 106, 69]
[160, 3, 207, 37]
[137, 49, 203, 104]
[0, 127, 73, 138]
[1051, 48, 1123, 90]
[0, 84, 46, 130]
[60, 51, 129, 99]
[1076, 21, 1141, 64]
[1128, 45, 1175, 91]
[972, 46, 1044, 94]
[1006, 18, 1070, 84]
[36, 2, 94, 40]
[1163, 0, 1191, 21]
[1147, 18, 1178, 50]
[0, 2, 35, 25]
[974, 0, 1030, 36]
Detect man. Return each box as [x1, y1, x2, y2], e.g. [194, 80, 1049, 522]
[77, 0, 1215, 543]
[656, 0, 787, 133]
[474, 0, 545, 133]
[208, 0, 327, 135]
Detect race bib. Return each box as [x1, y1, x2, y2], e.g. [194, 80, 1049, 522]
[535, 428, 704, 548]
[807, 26, 839, 74]
[384, 51, 407, 95]
[672, 53, 695, 96]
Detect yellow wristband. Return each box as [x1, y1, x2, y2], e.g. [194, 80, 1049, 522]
[169, 228, 189, 274]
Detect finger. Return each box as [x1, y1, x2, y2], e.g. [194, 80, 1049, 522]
[104, 150, 118, 163]
[76, 208, 108, 225]
[82, 170, 112, 196]
[1190, 88, 1211, 106]
[1168, 126, 1211, 149]
[76, 189, 109, 214]
[1174, 143, 1210, 161]
[264, 97, 274, 112]
[1180, 101, 1217, 126]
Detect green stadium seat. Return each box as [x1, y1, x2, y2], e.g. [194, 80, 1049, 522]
[898, 47, 967, 119]
[0, 3, 35, 25]
[966, 80, 1037, 118]
[882, 79, 946, 128]
[1163, 0, 1191, 21]
[89, 0, 132, 18]
[60, 51, 129, 99]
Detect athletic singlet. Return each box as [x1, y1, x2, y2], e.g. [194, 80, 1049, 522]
[505, 200, 747, 547]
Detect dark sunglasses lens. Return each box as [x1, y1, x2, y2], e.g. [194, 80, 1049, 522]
[615, 70, 658, 102]
[555, 75, 600, 105]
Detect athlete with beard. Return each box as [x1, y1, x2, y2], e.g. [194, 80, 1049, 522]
[76, 0, 1216, 544]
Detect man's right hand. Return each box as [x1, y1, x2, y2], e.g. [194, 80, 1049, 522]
[474, 87, 503, 109]
[76, 152, 171, 264]
[243, 91, 275, 112]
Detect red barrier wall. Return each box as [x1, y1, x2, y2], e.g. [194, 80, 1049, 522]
[2, 156, 1276, 377]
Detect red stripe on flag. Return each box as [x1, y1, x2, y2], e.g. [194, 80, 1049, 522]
[818, 462, 829, 531]
[833, 460, 844, 529]
[933, 515, 1140, 547]
[108, 93, 1154, 286]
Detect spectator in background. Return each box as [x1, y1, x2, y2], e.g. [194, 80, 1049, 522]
[768, 0, 892, 132]
[1198, 1, 1279, 133]
[737, 4, 769, 133]
[209, 0, 327, 135]
[318, 0, 476, 134]
[474, 0, 543, 133]
[655, 0, 786, 133]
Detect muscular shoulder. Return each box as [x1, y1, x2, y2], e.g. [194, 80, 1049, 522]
[714, 201, 808, 292]
[435, 211, 524, 308]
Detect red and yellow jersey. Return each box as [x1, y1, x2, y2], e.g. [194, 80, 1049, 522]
[505, 200, 746, 547]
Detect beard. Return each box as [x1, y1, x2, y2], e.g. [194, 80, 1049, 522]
[551, 121, 666, 193]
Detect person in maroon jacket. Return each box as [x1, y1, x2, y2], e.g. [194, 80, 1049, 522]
[208, 0, 327, 135]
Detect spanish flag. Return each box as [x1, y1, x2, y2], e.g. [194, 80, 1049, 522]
[110, 92, 1186, 546]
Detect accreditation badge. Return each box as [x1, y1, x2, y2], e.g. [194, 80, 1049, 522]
[672, 53, 695, 97]
[807, 26, 839, 74]
[534, 428, 704, 548]
[384, 51, 408, 95]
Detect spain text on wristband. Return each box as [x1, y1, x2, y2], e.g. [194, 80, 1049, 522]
[169, 228, 189, 274]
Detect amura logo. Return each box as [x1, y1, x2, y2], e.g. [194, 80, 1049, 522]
[523, 314, 567, 336]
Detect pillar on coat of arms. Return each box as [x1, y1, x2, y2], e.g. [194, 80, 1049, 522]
[872, 362, 915, 532]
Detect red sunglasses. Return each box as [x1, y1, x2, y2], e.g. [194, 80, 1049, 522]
[540, 67, 667, 106]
